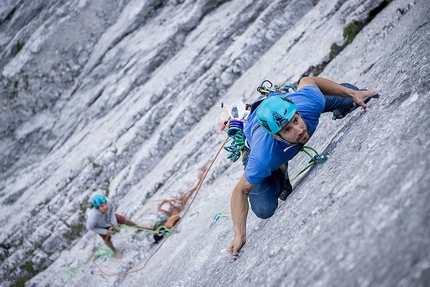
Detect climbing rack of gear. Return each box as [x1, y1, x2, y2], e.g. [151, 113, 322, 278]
[223, 119, 246, 162]
[218, 79, 298, 162]
[217, 98, 249, 162]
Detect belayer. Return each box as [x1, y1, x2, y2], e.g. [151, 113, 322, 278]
[86, 195, 153, 259]
[227, 76, 380, 259]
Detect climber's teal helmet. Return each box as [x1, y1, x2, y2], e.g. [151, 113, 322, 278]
[256, 96, 297, 134]
[92, 195, 107, 207]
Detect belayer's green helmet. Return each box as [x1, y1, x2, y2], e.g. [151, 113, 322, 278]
[92, 195, 107, 207]
[256, 96, 297, 134]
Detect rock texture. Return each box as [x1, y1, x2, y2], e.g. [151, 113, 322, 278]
[1, 0, 429, 286]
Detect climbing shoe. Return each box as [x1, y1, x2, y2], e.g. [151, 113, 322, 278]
[278, 162, 293, 201]
[332, 100, 367, 120]
[279, 178, 293, 201]
[332, 89, 377, 120]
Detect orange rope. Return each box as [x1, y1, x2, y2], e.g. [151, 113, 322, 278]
[156, 165, 208, 218]
[91, 136, 229, 276]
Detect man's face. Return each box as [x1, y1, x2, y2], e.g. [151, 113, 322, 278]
[98, 202, 108, 213]
[277, 113, 309, 144]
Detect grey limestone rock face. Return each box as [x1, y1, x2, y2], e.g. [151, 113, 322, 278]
[1, 0, 429, 286]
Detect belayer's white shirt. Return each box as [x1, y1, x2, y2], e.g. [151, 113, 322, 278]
[86, 198, 118, 235]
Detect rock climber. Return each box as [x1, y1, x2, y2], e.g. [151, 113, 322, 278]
[86, 195, 153, 259]
[227, 76, 380, 259]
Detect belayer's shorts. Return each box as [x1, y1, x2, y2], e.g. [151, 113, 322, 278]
[98, 213, 126, 242]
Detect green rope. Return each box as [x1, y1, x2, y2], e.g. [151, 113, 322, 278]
[290, 162, 316, 182]
[300, 147, 316, 159]
[290, 145, 329, 182]
[302, 145, 319, 155]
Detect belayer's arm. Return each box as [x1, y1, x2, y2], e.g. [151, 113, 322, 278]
[297, 76, 380, 110]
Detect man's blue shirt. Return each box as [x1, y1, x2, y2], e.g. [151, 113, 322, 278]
[244, 86, 325, 185]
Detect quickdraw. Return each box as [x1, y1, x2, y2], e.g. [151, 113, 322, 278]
[289, 146, 330, 182]
[209, 212, 231, 228]
[301, 146, 330, 164]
